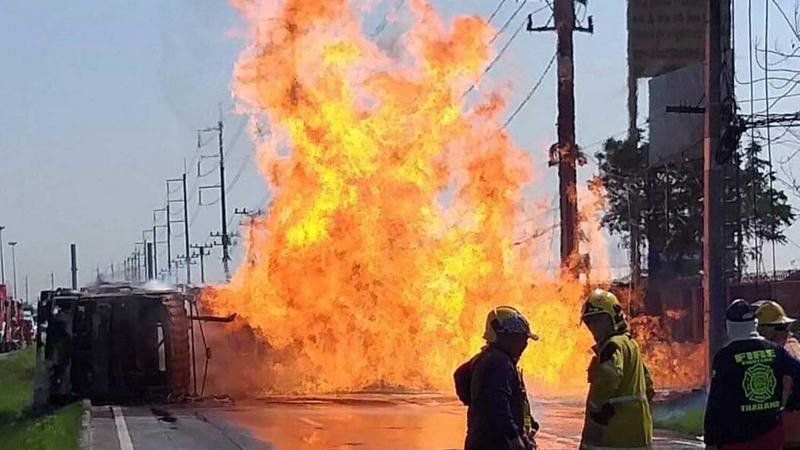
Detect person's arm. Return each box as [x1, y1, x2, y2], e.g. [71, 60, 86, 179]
[780, 345, 800, 379]
[643, 362, 655, 402]
[703, 356, 721, 446]
[587, 342, 623, 424]
[483, 361, 523, 443]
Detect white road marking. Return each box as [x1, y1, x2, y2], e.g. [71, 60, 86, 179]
[112, 406, 134, 450]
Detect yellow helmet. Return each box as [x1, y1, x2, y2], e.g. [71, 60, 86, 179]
[581, 288, 626, 331]
[483, 306, 539, 343]
[755, 300, 796, 326]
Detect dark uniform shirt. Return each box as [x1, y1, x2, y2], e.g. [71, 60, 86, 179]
[454, 345, 537, 450]
[704, 338, 800, 446]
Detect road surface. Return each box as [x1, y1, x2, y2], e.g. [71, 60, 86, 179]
[89, 394, 704, 449]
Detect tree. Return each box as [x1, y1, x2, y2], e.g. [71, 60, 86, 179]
[592, 137, 795, 278]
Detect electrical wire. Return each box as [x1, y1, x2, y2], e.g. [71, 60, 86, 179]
[371, 0, 404, 38]
[226, 153, 252, 195]
[224, 116, 248, 159]
[764, 0, 777, 280]
[490, 0, 528, 44]
[771, 0, 800, 41]
[488, 0, 510, 24]
[504, 52, 556, 128]
[463, 4, 550, 99]
[748, 0, 762, 279]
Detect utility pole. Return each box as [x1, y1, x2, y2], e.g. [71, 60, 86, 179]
[234, 208, 263, 267]
[190, 244, 213, 284]
[168, 175, 192, 284]
[704, 0, 726, 381]
[167, 204, 172, 278]
[0, 225, 5, 285]
[50, 272, 54, 290]
[199, 119, 231, 281]
[166, 203, 173, 279]
[146, 243, 154, 280]
[154, 208, 168, 278]
[151, 222, 158, 276]
[24, 274, 28, 305]
[135, 242, 146, 282]
[182, 173, 191, 284]
[529, 0, 593, 276]
[143, 229, 156, 280]
[8, 241, 18, 298]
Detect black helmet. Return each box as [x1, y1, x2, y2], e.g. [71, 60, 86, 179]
[726, 298, 756, 322]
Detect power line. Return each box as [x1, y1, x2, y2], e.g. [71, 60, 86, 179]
[226, 152, 251, 194]
[488, 0, 510, 24]
[504, 52, 556, 128]
[764, 0, 777, 279]
[464, 4, 550, 98]
[372, 0, 404, 38]
[770, 0, 800, 41]
[748, 0, 762, 279]
[224, 116, 248, 159]
[490, 0, 529, 44]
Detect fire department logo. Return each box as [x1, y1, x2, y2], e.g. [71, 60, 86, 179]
[742, 363, 776, 403]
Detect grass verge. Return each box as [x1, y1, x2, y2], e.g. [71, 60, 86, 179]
[0, 348, 83, 450]
[651, 390, 705, 436]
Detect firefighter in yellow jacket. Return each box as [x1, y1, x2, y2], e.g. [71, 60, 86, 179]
[755, 300, 800, 449]
[580, 289, 654, 450]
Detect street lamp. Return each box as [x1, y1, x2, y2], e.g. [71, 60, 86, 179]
[8, 241, 18, 299]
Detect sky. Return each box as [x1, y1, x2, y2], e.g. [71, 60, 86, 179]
[0, 0, 798, 303]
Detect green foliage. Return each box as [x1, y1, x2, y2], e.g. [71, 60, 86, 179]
[0, 349, 82, 450]
[0, 403, 82, 450]
[0, 349, 36, 424]
[593, 137, 795, 277]
[652, 404, 704, 436]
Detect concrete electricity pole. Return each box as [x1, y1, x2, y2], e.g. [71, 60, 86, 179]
[529, 0, 593, 276]
[153, 207, 169, 278]
[0, 225, 5, 285]
[146, 242, 154, 280]
[9, 241, 18, 298]
[199, 119, 231, 281]
[190, 243, 213, 284]
[234, 208, 264, 267]
[704, 0, 726, 379]
[167, 175, 192, 284]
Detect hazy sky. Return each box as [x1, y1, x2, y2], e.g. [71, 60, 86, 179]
[0, 1, 798, 302]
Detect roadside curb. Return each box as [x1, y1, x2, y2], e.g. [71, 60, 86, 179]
[79, 399, 92, 450]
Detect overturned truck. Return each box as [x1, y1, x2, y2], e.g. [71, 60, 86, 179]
[36, 285, 192, 404]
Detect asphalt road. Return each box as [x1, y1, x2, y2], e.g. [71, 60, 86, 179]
[90, 394, 705, 450]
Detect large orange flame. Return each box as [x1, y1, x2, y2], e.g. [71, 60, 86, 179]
[203, 0, 701, 395]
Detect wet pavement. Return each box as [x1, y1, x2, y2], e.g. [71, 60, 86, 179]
[89, 393, 704, 449]
[212, 394, 705, 450]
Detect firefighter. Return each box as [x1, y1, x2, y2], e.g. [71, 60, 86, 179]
[454, 306, 540, 450]
[579, 288, 654, 450]
[704, 299, 800, 450]
[755, 300, 800, 449]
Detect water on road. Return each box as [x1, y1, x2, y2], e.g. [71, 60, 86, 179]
[212, 394, 704, 450]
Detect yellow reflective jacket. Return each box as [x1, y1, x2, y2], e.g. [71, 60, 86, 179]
[580, 332, 654, 450]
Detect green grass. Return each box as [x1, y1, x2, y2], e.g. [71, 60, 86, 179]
[653, 405, 704, 436]
[651, 391, 706, 436]
[0, 348, 83, 450]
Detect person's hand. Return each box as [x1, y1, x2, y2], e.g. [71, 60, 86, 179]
[523, 428, 538, 449]
[506, 436, 526, 450]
